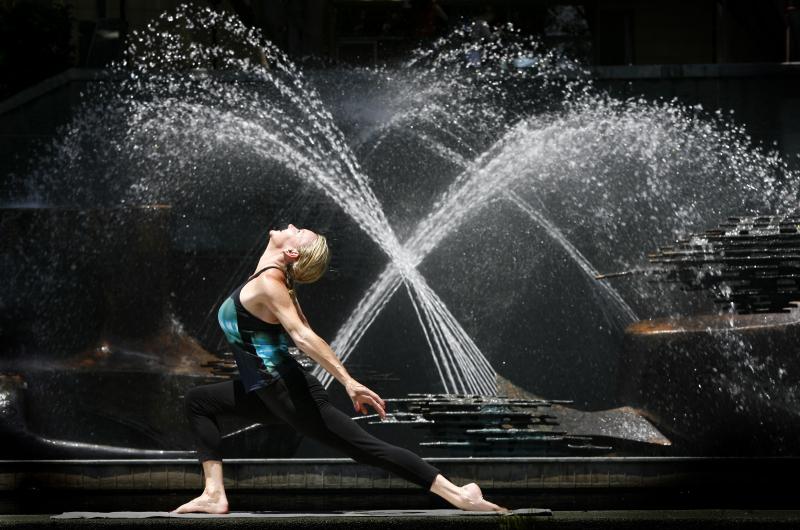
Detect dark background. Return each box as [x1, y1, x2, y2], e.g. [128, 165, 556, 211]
[3, 0, 799, 192]
[2, 0, 800, 458]
[2, 0, 799, 102]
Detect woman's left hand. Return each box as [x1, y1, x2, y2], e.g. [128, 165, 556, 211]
[345, 379, 387, 420]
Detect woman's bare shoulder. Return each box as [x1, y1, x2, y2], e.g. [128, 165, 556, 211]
[253, 269, 288, 296]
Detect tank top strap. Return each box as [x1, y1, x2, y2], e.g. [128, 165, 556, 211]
[246, 265, 285, 283]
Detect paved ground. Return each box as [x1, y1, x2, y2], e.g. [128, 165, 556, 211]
[3, 510, 800, 529]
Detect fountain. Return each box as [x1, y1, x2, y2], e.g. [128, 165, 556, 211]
[600, 214, 800, 454]
[2, 4, 799, 463]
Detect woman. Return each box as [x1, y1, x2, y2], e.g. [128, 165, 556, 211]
[174, 224, 508, 514]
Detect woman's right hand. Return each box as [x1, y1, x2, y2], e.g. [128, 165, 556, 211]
[345, 379, 387, 420]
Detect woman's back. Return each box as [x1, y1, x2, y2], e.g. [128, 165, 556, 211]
[217, 266, 292, 391]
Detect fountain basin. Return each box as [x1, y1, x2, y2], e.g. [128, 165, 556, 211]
[618, 310, 800, 455]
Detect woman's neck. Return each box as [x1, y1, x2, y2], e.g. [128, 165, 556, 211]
[256, 247, 286, 272]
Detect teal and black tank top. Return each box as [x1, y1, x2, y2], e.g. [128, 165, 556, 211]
[217, 265, 293, 392]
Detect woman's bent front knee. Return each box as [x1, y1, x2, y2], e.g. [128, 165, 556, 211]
[184, 386, 212, 418]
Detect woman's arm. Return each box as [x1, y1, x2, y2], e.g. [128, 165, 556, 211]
[290, 292, 309, 327]
[257, 276, 386, 418]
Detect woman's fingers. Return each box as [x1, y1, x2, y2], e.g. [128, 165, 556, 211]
[367, 389, 385, 408]
[357, 396, 386, 419]
[348, 382, 387, 418]
[354, 381, 386, 408]
[368, 396, 386, 419]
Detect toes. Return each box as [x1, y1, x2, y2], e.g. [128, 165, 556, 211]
[173, 501, 199, 514]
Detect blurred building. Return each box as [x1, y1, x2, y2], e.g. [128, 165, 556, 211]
[1, 1, 798, 99]
[1, 1, 798, 164]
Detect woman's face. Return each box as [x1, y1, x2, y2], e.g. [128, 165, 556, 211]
[270, 223, 317, 249]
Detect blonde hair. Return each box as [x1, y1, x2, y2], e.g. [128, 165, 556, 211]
[287, 233, 330, 286]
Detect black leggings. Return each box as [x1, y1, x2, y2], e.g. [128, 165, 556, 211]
[184, 360, 442, 490]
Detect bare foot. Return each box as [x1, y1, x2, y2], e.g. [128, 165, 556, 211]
[458, 483, 510, 513]
[172, 492, 229, 514]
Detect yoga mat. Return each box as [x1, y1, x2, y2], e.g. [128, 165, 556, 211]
[53, 508, 550, 519]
